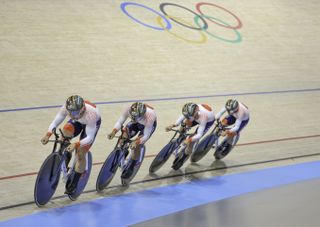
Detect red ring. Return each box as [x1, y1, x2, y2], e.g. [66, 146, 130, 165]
[196, 2, 242, 29]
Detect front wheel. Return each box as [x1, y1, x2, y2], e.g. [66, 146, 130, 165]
[68, 152, 93, 200]
[34, 153, 63, 207]
[96, 149, 121, 192]
[191, 134, 217, 163]
[149, 141, 177, 173]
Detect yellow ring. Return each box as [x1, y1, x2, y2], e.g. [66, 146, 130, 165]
[157, 16, 207, 44]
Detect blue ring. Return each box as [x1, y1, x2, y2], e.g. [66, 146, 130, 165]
[120, 2, 172, 31]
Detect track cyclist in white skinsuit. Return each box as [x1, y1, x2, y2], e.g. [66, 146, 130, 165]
[215, 99, 250, 150]
[166, 103, 215, 159]
[41, 95, 101, 194]
[107, 102, 157, 178]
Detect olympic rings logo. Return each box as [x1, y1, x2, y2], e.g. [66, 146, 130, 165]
[120, 2, 243, 44]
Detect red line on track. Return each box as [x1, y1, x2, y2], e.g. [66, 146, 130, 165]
[1, 134, 320, 181]
[236, 134, 320, 146]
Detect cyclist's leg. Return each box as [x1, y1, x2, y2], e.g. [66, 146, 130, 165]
[219, 118, 249, 155]
[62, 120, 83, 167]
[223, 117, 249, 150]
[184, 120, 199, 155]
[119, 121, 139, 146]
[186, 120, 215, 155]
[185, 141, 196, 155]
[63, 123, 82, 193]
[223, 116, 237, 145]
[62, 120, 83, 138]
[126, 121, 157, 172]
[75, 118, 101, 173]
[135, 121, 157, 158]
[67, 119, 101, 193]
[125, 121, 140, 138]
[124, 122, 144, 160]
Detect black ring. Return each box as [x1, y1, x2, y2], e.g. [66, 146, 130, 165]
[159, 3, 208, 30]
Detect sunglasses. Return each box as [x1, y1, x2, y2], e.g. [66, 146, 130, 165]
[130, 112, 143, 121]
[69, 108, 84, 119]
[228, 108, 239, 114]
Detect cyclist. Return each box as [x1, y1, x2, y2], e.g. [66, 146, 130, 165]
[215, 99, 250, 150]
[41, 95, 101, 194]
[107, 102, 157, 178]
[166, 103, 215, 159]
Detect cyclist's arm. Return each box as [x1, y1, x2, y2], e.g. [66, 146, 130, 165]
[113, 106, 130, 132]
[215, 107, 227, 120]
[48, 106, 68, 133]
[229, 108, 248, 133]
[138, 115, 156, 144]
[77, 121, 97, 148]
[189, 121, 206, 142]
[230, 119, 242, 133]
[174, 115, 185, 126]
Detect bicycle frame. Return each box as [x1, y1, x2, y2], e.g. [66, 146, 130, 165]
[112, 130, 138, 170]
[47, 129, 69, 182]
[169, 126, 194, 156]
[48, 128, 90, 183]
[209, 121, 238, 148]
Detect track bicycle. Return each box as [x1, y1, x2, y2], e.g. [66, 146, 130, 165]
[149, 124, 194, 173]
[190, 120, 240, 162]
[96, 130, 146, 191]
[34, 128, 92, 206]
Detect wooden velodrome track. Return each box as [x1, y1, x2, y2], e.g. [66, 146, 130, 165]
[0, 0, 320, 221]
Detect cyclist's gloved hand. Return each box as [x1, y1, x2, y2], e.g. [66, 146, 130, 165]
[41, 132, 51, 145]
[66, 143, 77, 152]
[107, 129, 117, 140]
[165, 124, 176, 132]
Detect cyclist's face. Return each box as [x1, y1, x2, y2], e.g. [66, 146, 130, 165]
[130, 111, 143, 122]
[229, 107, 239, 115]
[183, 113, 192, 119]
[184, 112, 197, 119]
[68, 108, 85, 120]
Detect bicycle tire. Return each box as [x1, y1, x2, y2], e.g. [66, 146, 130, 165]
[149, 141, 177, 173]
[68, 152, 93, 200]
[96, 149, 120, 192]
[191, 134, 217, 163]
[34, 153, 62, 207]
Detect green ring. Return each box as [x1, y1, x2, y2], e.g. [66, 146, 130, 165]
[194, 15, 242, 43]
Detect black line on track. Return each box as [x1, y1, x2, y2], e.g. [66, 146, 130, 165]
[1, 152, 320, 211]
